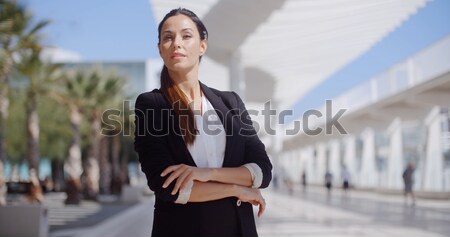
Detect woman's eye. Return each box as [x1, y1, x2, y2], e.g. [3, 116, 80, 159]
[183, 35, 192, 39]
[163, 35, 172, 41]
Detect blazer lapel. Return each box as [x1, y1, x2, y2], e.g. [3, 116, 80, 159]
[200, 82, 235, 167]
[157, 89, 197, 167]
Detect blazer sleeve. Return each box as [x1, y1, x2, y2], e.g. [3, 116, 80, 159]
[134, 92, 179, 202]
[232, 92, 273, 188]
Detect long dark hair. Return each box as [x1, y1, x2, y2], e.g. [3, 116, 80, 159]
[158, 8, 208, 145]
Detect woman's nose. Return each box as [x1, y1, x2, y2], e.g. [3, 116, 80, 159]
[173, 37, 182, 49]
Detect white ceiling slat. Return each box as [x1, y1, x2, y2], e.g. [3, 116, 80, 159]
[248, 7, 413, 45]
[244, 28, 387, 63]
[150, 0, 220, 23]
[244, 24, 391, 54]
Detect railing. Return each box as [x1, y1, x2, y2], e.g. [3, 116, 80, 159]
[283, 35, 450, 137]
[332, 35, 450, 113]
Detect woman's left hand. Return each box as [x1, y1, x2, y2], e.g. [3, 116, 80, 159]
[161, 164, 211, 195]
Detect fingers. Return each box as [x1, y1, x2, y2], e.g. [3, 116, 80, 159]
[238, 188, 266, 218]
[162, 165, 188, 188]
[161, 164, 182, 177]
[178, 173, 194, 194]
[258, 198, 266, 218]
[172, 170, 193, 195]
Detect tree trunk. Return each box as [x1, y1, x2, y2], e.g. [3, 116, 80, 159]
[0, 60, 12, 160]
[83, 157, 99, 200]
[25, 168, 44, 203]
[120, 139, 130, 185]
[83, 112, 101, 200]
[51, 159, 65, 192]
[99, 135, 111, 194]
[26, 91, 40, 175]
[0, 69, 10, 206]
[0, 160, 6, 206]
[65, 178, 82, 205]
[65, 106, 83, 179]
[110, 135, 122, 195]
[64, 106, 83, 204]
[0, 80, 8, 167]
[111, 135, 121, 177]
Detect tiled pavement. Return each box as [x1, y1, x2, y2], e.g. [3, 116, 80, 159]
[48, 187, 450, 237]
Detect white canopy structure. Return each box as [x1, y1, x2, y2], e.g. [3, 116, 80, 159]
[149, 0, 428, 111]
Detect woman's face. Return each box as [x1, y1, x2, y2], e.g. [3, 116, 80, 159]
[158, 14, 207, 74]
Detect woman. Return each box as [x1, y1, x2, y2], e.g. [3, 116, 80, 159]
[134, 8, 272, 237]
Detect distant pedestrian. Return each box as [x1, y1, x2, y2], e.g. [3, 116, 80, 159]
[402, 162, 416, 205]
[280, 166, 294, 195]
[325, 170, 333, 194]
[341, 165, 351, 195]
[285, 177, 294, 195]
[301, 170, 307, 192]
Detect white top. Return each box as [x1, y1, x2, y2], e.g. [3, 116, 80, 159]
[188, 95, 226, 168]
[175, 94, 263, 204]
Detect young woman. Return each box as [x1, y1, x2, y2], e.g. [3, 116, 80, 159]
[134, 8, 272, 237]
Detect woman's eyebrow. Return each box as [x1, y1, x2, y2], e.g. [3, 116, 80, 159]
[162, 28, 192, 34]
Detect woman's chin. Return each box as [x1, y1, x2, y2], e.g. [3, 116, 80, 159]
[168, 64, 195, 73]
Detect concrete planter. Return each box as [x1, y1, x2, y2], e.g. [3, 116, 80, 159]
[0, 204, 48, 237]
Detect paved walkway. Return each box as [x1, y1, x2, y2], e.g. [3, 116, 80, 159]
[45, 193, 136, 233]
[50, 198, 153, 237]
[49, 187, 450, 237]
[257, 188, 449, 237]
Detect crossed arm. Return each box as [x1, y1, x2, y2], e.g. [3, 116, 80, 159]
[161, 165, 253, 194]
[161, 165, 267, 217]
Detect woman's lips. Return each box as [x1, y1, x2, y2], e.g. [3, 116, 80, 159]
[171, 52, 186, 59]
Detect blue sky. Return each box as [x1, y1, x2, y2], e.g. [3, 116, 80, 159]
[23, 0, 159, 60]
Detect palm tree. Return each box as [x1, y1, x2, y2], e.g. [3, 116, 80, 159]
[83, 69, 126, 200]
[38, 94, 71, 193]
[50, 69, 96, 204]
[15, 49, 62, 177]
[5, 89, 26, 158]
[101, 92, 131, 195]
[0, 0, 49, 205]
[5, 87, 26, 182]
[112, 101, 136, 194]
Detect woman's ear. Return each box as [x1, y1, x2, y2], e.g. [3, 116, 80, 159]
[199, 40, 207, 56]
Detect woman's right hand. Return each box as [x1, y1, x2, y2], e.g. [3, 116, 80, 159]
[161, 164, 212, 195]
[235, 185, 266, 217]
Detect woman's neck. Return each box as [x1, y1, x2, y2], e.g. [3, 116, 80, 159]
[168, 68, 201, 101]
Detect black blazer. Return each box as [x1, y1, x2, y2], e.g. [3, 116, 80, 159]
[134, 82, 272, 237]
